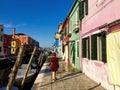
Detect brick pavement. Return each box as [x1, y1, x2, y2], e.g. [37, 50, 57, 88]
[31, 57, 106, 90]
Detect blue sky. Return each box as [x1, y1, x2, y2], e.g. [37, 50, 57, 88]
[0, 0, 74, 48]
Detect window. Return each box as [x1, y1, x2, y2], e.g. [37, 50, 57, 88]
[82, 37, 90, 59]
[4, 49, 6, 53]
[76, 41, 80, 58]
[0, 47, 1, 52]
[91, 31, 106, 62]
[0, 28, 3, 32]
[4, 38, 6, 43]
[79, 0, 88, 20]
[69, 20, 72, 33]
[76, 10, 80, 26]
[1, 36, 3, 41]
[70, 43, 75, 64]
[91, 34, 97, 60]
[60, 33, 63, 40]
[64, 27, 67, 36]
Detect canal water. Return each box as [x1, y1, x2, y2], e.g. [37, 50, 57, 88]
[0, 59, 14, 88]
[0, 59, 33, 90]
[0, 52, 47, 90]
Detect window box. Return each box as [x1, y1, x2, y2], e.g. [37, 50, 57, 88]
[73, 27, 79, 33]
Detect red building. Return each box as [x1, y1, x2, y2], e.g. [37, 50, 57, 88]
[4, 34, 12, 56]
[61, 17, 70, 64]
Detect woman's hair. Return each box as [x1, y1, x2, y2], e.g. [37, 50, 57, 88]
[53, 52, 56, 56]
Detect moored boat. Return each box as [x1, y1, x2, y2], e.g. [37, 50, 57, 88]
[9, 64, 36, 86]
[0, 86, 18, 90]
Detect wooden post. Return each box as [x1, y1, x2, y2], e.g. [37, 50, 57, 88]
[7, 45, 25, 90]
[36, 53, 43, 74]
[38, 53, 43, 66]
[20, 47, 36, 90]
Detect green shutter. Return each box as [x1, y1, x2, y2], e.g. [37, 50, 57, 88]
[79, 1, 84, 20]
[77, 42, 79, 57]
[88, 37, 90, 59]
[73, 43, 75, 64]
[101, 32, 107, 63]
[91, 35, 97, 60]
[82, 39, 86, 58]
[85, 0, 88, 15]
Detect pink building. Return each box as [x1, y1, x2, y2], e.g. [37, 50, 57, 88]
[81, 0, 120, 90]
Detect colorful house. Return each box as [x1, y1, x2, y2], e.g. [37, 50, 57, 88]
[58, 23, 63, 58]
[0, 25, 4, 59]
[61, 17, 70, 64]
[81, 0, 120, 89]
[54, 32, 60, 53]
[11, 28, 39, 55]
[68, 0, 80, 71]
[4, 34, 12, 57]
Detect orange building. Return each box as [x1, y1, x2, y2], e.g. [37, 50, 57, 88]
[11, 28, 39, 55]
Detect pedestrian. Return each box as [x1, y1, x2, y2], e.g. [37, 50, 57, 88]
[49, 52, 59, 81]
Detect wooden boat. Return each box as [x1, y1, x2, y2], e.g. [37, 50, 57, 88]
[0, 86, 18, 90]
[9, 64, 36, 86]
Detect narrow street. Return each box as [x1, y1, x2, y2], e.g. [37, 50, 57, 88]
[1, 0, 120, 90]
[32, 56, 106, 90]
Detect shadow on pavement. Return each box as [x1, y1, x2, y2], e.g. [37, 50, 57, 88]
[39, 72, 84, 87]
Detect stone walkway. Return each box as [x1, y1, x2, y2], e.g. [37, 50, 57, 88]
[31, 57, 106, 90]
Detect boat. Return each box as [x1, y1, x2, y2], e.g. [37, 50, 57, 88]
[9, 64, 36, 86]
[0, 86, 18, 90]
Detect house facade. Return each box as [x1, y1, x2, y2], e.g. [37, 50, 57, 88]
[4, 34, 12, 57]
[11, 28, 39, 55]
[81, 0, 120, 89]
[68, 0, 80, 71]
[62, 17, 70, 64]
[58, 23, 63, 58]
[54, 32, 59, 53]
[0, 25, 4, 58]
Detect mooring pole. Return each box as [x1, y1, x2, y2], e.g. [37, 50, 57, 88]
[20, 47, 36, 90]
[7, 45, 25, 90]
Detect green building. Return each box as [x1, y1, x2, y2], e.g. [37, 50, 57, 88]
[68, 0, 80, 71]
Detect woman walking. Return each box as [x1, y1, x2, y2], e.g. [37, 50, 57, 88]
[49, 52, 59, 81]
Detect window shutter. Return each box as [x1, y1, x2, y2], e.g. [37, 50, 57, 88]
[85, 0, 88, 15]
[91, 35, 97, 60]
[101, 32, 107, 63]
[79, 1, 84, 20]
[77, 42, 80, 57]
[82, 39, 86, 58]
[88, 37, 90, 59]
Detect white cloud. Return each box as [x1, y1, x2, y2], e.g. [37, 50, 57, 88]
[4, 24, 13, 28]
[4, 23, 27, 28]
[16, 23, 27, 27]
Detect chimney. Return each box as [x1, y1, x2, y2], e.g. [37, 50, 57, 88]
[12, 28, 16, 39]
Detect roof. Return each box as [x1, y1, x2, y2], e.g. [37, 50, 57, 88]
[15, 33, 26, 35]
[68, 0, 78, 16]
